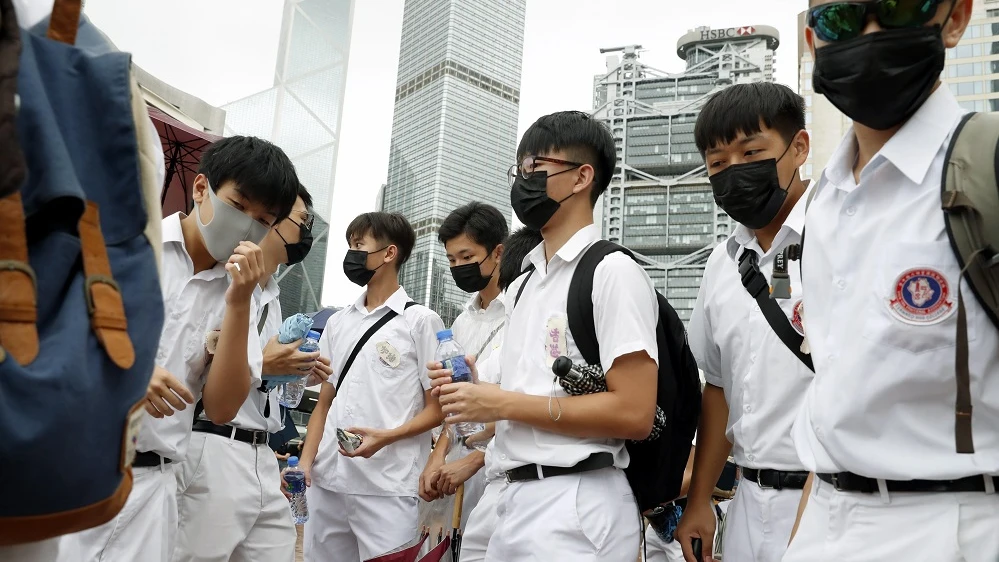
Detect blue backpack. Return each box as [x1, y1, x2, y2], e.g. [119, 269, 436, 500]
[0, 0, 163, 545]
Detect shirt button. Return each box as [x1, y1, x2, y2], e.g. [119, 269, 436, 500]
[500, 454, 507, 460]
[836, 279, 846, 290]
[747, 454, 756, 462]
[845, 206, 856, 216]
[750, 353, 757, 362]
[744, 405, 752, 413]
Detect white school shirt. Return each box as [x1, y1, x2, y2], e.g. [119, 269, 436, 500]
[136, 213, 263, 460]
[688, 186, 814, 471]
[226, 281, 283, 433]
[451, 291, 507, 363]
[793, 86, 999, 480]
[312, 286, 445, 496]
[493, 224, 660, 472]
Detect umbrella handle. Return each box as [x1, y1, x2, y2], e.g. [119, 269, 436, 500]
[451, 484, 464, 530]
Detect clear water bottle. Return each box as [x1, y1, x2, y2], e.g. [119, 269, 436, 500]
[436, 329, 486, 449]
[284, 456, 309, 524]
[279, 330, 321, 408]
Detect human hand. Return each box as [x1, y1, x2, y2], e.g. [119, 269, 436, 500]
[427, 355, 479, 397]
[145, 366, 195, 418]
[262, 336, 319, 375]
[433, 456, 481, 496]
[224, 241, 265, 305]
[676, 500, 718, 562]
[338, 427, 393, 459]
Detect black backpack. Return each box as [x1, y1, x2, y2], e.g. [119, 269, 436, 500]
[515, 240, 702, 513]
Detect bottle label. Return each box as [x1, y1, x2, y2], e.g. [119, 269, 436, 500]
[446, 355, 472, 383]
[285, 476, 306, 495]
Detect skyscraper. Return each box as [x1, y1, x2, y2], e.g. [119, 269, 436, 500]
[223, 0, 355, 316]
[800, 0, 999, 180]
[381, 0, 526, 325]
[591, 26, 780, 322]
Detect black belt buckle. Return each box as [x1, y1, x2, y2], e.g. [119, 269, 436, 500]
[250, 430, 268, 446]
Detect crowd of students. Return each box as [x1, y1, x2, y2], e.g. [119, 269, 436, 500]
[4, 0, 998, 561]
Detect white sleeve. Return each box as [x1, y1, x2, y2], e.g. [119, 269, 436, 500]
[477, 350, 502, 384]
[319, 317, 336, 385]
[591, 254, 660, 371]
[688, 275, 723, 388]
[413, 311, 446, 391]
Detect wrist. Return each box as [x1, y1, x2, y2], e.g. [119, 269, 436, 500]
[226, 299, 252, 313]
[495, 389, 515, 421]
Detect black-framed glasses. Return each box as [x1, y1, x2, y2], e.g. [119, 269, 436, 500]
[808, 0, 942, 42]
[507, 156, 583, 187]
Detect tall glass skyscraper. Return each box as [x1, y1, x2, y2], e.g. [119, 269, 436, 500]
[223, 0, 355, 316]
[592, 27, 780, 322]
[380, 0, 526, 325]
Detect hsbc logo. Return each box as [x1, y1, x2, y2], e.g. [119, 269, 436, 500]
[736, 26, 755, 36]
[700, 26, 756, 40]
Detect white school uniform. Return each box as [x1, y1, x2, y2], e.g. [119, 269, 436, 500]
[784, 86, 999, 562]
[58, 214, 263, 562]
[446, 291, 507, 529]
[304, 286, 444, 562]
[172, 281, 295, 562]
[485, 224, 659, 562]
[686, 188, 814, 562]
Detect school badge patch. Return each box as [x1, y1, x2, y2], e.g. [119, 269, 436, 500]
[791, 300, 805, 335]
[888, 268, 954, 325]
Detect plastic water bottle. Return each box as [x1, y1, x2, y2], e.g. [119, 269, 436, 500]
[279, 330, 320, 408]
[436, 329, 486, 449]
[284, 456, 309, 524]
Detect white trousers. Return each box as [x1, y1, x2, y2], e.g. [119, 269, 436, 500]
[644, 524, 684, 562]
[720, 479, 800, 562]
[459, 479, 504, 562]
[58, 464, 178, 562]
[0, 538, 62, 562]
[304, 487, 418, 562]
[782, 477, 999, 562]
[172, 431, 296, 562]
[484, 467, 641, 562]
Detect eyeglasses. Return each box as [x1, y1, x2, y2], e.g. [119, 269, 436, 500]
[291, 211, 315, 231]
[808, 0, 942, 42]
[507, 156, 583, 187]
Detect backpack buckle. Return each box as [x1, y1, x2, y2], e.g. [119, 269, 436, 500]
[84, 274, 122, 316]
[0, 260, 37, 293]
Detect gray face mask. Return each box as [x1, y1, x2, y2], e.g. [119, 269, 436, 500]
[195, 184, 272, 262]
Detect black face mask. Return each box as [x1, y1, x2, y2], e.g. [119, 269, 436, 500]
[278, 222, 313, 266]
[510, 171, 574, 230]
[450, 256, 497, 294]
[343, 247, 387, 287]
[709, 142, 795, 230]
[813, 26, 946, 131]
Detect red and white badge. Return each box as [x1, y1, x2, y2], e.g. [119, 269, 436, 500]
[791, 300, 805, 336]
[887, 268, 954, 325]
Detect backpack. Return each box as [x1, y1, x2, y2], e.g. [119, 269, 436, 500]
[0, 1, 164, 546]
[940, 111, 999, 455]
[514, 240, 702, 513]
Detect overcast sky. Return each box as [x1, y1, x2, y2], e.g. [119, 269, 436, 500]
[84, 0, 806, 308]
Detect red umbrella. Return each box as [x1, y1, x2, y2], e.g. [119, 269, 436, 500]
[147, 105, 221, 218]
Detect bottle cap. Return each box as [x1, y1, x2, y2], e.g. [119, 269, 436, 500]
[288, 456, 299, 467]
[307, 330, 321, 340]
[436, 329, 454, 341]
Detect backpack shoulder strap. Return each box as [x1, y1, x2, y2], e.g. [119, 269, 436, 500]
[0, 193, 38, 365]
[513, 266, 536, 307]
[335, 301, 417, 390]
[566, 240, 632, 367]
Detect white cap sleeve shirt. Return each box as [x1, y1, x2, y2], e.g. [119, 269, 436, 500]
[312, 286, 445, 497]
[225, 281, 283, 433]
[136, 214, 264, 460]
[794, 86, 999, 480]
[492, 224, 660, 473]
[687, 187, 814, 471]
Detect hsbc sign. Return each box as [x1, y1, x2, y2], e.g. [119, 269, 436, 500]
[700, 26, 756, 40]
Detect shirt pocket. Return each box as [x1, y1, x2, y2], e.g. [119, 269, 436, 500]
[365, 335, 415, 381]
[862, 241, 977, 354]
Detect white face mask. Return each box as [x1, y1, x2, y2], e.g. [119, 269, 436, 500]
[195, 183, 272, 262]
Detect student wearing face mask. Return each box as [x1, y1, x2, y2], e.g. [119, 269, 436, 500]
[419, 203, 509, 527]
[673, 83, 814, 562]
[172, 185, 333, 562]
[429, 111, 660, 561]
[784, 1, 999, 561]
[299, 212, 445, 562]
[59, 136, 301, 562]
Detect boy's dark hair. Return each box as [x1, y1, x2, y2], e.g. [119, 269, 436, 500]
[297, 183, 313, 210]
[438, 202, 509, 251]
[345, 212, 416, 267]
[516, 111, 617, 206]
[199, 135, 300, 222]
[499, 227, 543, 292]
[694, 83, 805, 156]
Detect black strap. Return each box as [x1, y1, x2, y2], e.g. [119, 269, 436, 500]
[504, 452, 614, 482]
[334, 301, 417, 391]
[741, 468, 810, 491]
[738, 250, 814, 372]
[817, 472, 994, 494]
[566, 240, 633, 367]
[513, 267, 536, 307]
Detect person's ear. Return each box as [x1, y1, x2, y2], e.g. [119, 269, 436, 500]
[805, 26, 817, 59]
[942, 0, 974, 49]
[793, 130, 811, 169]
[493, 243, 504, 264]
[573, 163, 596, 196]
[192, 174, 210, 205]
[383, 244, 398, 266]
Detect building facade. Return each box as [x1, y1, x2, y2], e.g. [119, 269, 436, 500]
[381, 0, 526, 325]
[800, 0, 999, 181]
[223, 0, 355, 316]
[591, 26, 780, 322]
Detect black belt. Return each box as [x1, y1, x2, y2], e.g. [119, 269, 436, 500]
[818, 472, 997, 494]
[742, 468, 810, 490]
[193, 420, 269, 446]
[133, 451, 172, 468]
[505, 452, 615, 483]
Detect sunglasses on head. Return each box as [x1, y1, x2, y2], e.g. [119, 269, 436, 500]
[808, 0, 943, 42]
